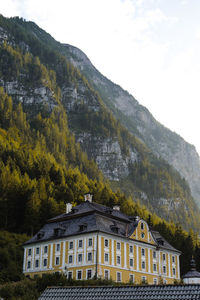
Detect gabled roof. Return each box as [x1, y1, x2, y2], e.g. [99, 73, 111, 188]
[38, 285, 200, 300]
[23, 201, 180, 254]
[151, 230, 179, 253]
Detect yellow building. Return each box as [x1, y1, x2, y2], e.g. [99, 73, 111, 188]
[23, 194, 181, 284]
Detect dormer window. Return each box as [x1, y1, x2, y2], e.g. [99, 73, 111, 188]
[111, 225, 119, 234]
[71, 208, 78, 214]
[157, 238, 164, 246]
[37, 232, 44, 240]
[79, 223, 87, 232]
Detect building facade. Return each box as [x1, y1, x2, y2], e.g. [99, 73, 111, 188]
[23, 195, 181, 284]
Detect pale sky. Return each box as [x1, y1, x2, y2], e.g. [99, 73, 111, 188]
[1, 0, 200, 155]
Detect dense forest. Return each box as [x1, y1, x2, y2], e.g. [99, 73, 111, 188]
[0, 14, 200, 299]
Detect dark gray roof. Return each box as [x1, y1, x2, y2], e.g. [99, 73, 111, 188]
[38, 285, 200, 300]
[24, 201, 180, 254]
[183, 259, 200, 279]
[151, 230, 180, 253]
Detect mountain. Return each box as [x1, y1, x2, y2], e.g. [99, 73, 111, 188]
[0, 15, 200, 232]
[61, 44, 200, 208]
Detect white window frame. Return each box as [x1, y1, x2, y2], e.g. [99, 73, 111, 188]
[43, 258, 47, 267]
[88, 238, 93, 247]
[163, 253, 166, 261]
[78, 253, 83, 263]
[142, 261, 145, 270]
[129, 245, 133, 253]
[130, 258, 133, 267]
[116, 271, 122, 282]
[69, 241, 73, 250]
[104, 239, 109, 247]
[56, 243, 60, 252]
[153, 263, 157, 272]
[27, 260, 31, 269]
[104, 253, 109, 263]
[78, 239, 83, 248]
[28, 248, 32, 256]
[163, 265, 166, 274]
[68, 255, 73, 264]
[141, 276, 146, 283]
[36, 247, 40, 255]
[153, 251, 156, 259]
[55, 256, 60, 265]
[129, 274, 134, 283]
[44, 245, 48, 254]
[117, 242, 121, 250]
[35, 259, 39, 268]
[68, 271, 73, 279]
[87, 269, 92, 279]
[141, 248, 145, 256]
[76, 270, 82, 280]
[104, 269, 109, 280]
[153, 278, 158, 285]
[117, 255, 121, 265]
[87, 252, 92, 262]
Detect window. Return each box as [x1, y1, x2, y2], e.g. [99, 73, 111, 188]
[35, 259, 39, 268]
[117, 272, 121, 282]
[172, 256, 175, 263]
[173, 268, 176, 276]
[78, 253, 82, 263]
[117, 256, 121, 265]
[55, 256, 60, 265]
[87, 269, 92, 279]
[69, 241, 73, 249]
[163, 253, 166, 261]
[27, 261, 31, 269]
[141, 248, 145, 256]
[163, 279, 167, 284]
[36, 247, 40, 255]
[104, 239, 108, 247]
[105, 270, 109, 280]
[28, 248, 32, 256]
[43, 258, 47, 267]
[129, 245, 133, 253]
[77, 270, 82, 280]
[130, 274, 134, 283]
[141, 222, 144, 230]
[153, 263, 157, 272]
[163, 266, 166, 274]
[105, 253, 109, 262]
[141, 276, 146, 283]
[117, 242, 121, 250]
[78, 240, 83, 248]
[130, 258, 133, 267]
[142, 261, 145, 269]
[68, 271, 73, 279]
[153, 278, 158, 285]
[68, 255, 73, 264]
[153, 251, 156, 259]
[141, 232, 145, 238]
[88, 252, 92, 261]
[44, 246, 48, 254]
[56, 244, 60, 252]
[88, 238, 92, 247]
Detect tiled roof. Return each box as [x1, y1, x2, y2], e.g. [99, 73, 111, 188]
[38, 285, 200, 300]
[24, 201, 180, 254]
[151, 230, 179, 253]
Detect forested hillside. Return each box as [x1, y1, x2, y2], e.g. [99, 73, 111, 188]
[0, 15, 200, 296]
[0, 15, 199, 231]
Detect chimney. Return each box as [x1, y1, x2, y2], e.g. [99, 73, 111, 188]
[113, 205, 120, 211]
[84, 193, 93, 202]
[66, 203, 72, 214]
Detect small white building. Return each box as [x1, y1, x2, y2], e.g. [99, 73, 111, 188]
[183, 258, 200, 284]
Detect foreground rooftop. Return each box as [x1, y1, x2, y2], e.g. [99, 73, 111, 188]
[39, 285, 200, 300]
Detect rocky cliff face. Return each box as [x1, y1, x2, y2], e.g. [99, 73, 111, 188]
[63, 44, 200, 208]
